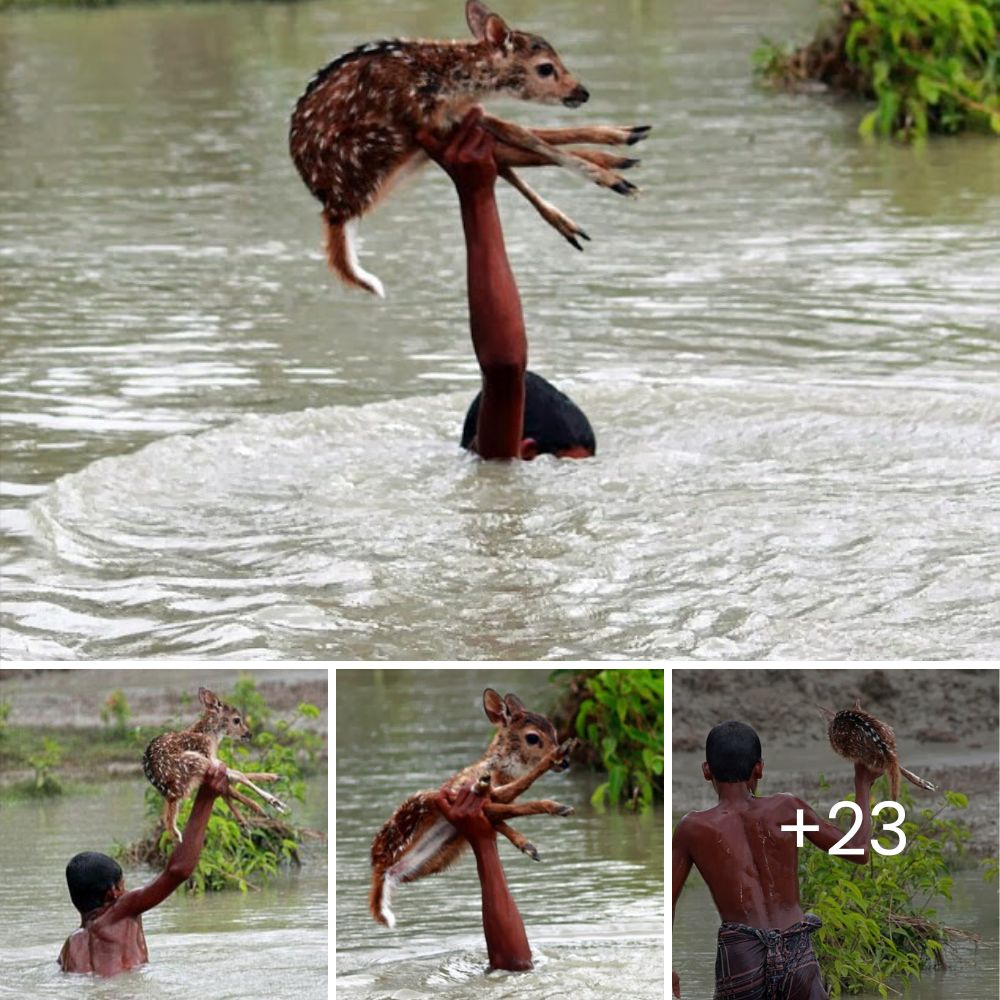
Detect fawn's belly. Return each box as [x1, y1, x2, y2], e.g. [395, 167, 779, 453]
[389, 815, 458, 882]
[142, 735, 210, 798]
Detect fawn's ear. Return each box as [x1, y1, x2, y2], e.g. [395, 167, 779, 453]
[483, 688, 508, 725]
[466, 0, 494, 39]
[503, 693, 526, 719]
[198, 687, 219, 708]
[483, 13, 513, 52]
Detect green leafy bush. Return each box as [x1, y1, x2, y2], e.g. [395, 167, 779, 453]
[26, 736, 64, 795]
[756, 0, 1000, 140]
[801, 779, 979, 997]
[100, 690, 132, 740]
[552, 669, 664, 811]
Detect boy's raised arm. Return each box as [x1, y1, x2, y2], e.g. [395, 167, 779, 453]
[417, 108, 528, 461]
[802, 762, 881, 865]
[435, 781, 533, 971]
[112, 762, 230, 919]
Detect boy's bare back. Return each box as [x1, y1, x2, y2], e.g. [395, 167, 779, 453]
[674, 793, 810, 931]
[59, 905, 148, 976]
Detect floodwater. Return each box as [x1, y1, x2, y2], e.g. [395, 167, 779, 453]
[2, 0, 999, 659]
[0, 776, 328, 999]
[335, 668, 664, 999]
[672, 870, 998, 1000]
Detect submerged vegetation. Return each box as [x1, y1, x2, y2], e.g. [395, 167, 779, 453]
[117, 677, 324, 894]
[802, 777, 984, 997]
[756, 0, 1000, 140]
[550, 669, 664, 811]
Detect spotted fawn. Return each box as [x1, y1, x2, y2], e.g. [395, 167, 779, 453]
[142, 687, 288, 843]
[821, 699, 936, 801]
[369, 687, 576, 928]
[289, 0, 650, 297]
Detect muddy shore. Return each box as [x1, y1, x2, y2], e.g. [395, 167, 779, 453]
[672, 667, 999, 855]
[0, 667, 327, 786]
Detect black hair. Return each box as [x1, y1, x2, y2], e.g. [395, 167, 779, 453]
[461, 370, 596, 456]
[705, 721, 762, 782]
[66, 851, 122, 915]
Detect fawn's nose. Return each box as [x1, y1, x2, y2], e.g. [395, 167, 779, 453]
[563, 85, 589, 108]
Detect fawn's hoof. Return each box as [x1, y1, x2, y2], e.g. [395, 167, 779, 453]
[522, 842, 540, 861]
[557, 804, 575, 816]
[627, 125, 652, 145]
[611, 178, 638, 197]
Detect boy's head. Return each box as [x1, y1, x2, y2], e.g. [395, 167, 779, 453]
[704, 720, 763, 785]
[462, 370, 596, 459]
[66, 852, 123, 915]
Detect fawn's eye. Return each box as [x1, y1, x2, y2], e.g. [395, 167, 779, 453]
[526, 733, 541, 745]
[535, 63, 556, 78]
[234, 716, 241, 724]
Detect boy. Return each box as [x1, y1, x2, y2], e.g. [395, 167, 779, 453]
[672, 720, 882, 1000]
[59, 760, 228, 976]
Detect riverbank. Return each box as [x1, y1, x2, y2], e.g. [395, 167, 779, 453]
[0, 668, 328, 790]
[672, 668, 999, 855]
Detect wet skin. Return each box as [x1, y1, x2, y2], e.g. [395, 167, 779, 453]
[434, 780, 533, 972]
[417, 108, 593, 462]
[59, 762, 229, 977]
[671, 759, 881, 999]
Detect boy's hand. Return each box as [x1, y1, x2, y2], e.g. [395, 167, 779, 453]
[854, 761, 884, 786]
[416, 107, 498, 198]
[435, 780, 497, 846]
[202, 761, 230, 799]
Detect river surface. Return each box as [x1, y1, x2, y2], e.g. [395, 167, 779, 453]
[0, 775, 328, 1000]
[2, 0, 999, 659]
[673, 870, 998, 1000]
[335, 668, 664, 999]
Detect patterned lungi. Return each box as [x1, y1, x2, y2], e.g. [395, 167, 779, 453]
[714, 914, 827, 1000]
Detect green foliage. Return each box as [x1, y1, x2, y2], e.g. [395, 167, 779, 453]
[26, 736, 64, 795]
[557, 669, 663, 811]
[981, 854, 999, 883]
[100, 690, 132, 739]
[757, 0, 1000, 140]
[801, 778, 973, 997]
[120, 679, 322, 893]
[0, 699, 11, 742]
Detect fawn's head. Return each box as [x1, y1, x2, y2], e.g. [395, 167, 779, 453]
[466, 1, 589, 108]
[482, 687, 569, 776]
[191, 687, 252, 743]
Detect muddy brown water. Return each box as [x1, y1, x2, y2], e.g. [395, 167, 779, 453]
[2, 0, 999, 659]
[0, 777, 328, 1000]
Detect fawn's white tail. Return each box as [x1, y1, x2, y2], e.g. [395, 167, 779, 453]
[324, 215, 385, 299]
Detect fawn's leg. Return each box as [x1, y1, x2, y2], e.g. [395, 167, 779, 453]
[485, 799, 575, 821]
[482, 115, 637, 196]
[227, 768, 288, 813]
[497, 145, 642, 172]
[227, 786, 267, 816]
[527, 125, 652, 147]
[162, 798, 183, 843]
[491, 738, 578, 804]
[223, 793, 250, 827]
[493, 820, 541, 861]
[499, 166, 590, 250]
